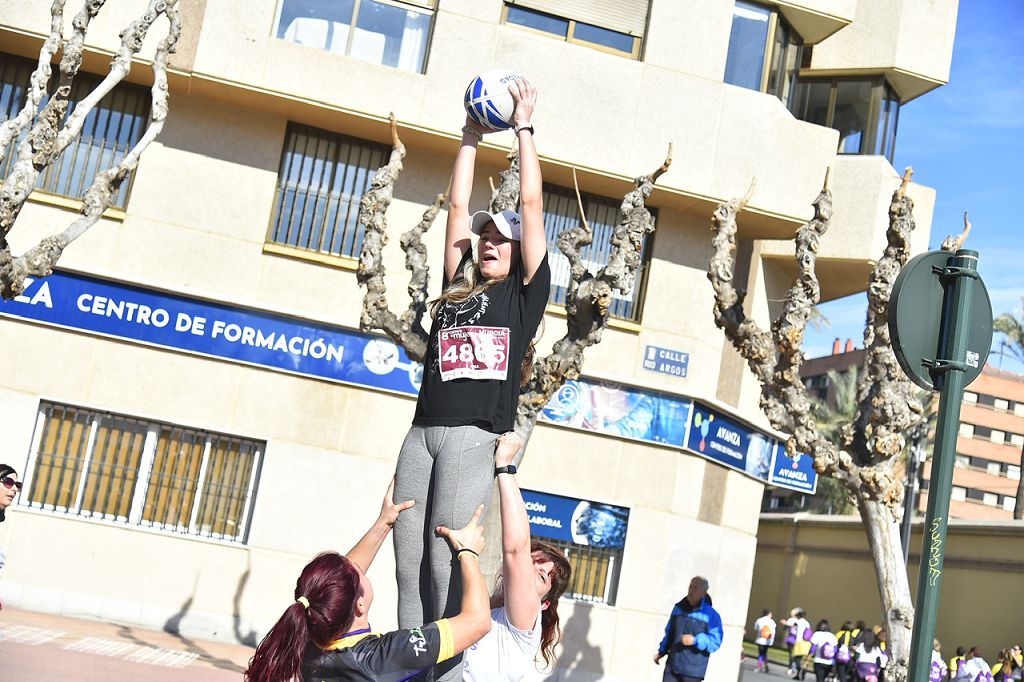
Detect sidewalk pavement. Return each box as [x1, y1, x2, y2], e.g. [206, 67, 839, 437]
[0, 607, 255, 681]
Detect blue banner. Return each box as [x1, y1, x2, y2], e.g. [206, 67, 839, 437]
[684, 402, 784, 484]
[0, 272, 423, 396]
[539, 379, 691, 447]
[769, 446, 819, 494]
[686, 403, 750, 471]
[521, 488, 629, 549]
[3, 272, 816, 494]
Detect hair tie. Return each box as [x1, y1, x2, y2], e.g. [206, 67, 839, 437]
[297, 596, 310, 610]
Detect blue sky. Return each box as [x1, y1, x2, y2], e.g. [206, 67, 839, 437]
[804, 0, 1024, 373]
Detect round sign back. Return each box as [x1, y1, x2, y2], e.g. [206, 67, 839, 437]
[889, 250, 992, 391]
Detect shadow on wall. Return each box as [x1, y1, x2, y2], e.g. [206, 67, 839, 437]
[156, 569, 254, 674]
[233, 557, 260, 647]
[553, 602, 605, 681]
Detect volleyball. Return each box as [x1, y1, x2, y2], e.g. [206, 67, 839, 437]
[463, 68, 524, 130]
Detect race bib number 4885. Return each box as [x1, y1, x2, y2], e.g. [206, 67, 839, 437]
[438, 326, 510, 382]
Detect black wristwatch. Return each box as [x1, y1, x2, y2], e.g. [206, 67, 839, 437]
[494, 464, 517, 476]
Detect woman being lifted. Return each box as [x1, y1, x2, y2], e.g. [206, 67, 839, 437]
[392, 79, 550, 681]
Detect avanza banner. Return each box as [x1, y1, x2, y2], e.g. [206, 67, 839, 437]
[0, 271, 424, 396]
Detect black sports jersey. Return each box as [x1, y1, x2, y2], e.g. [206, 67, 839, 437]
[300, 620, 454, 682]
[413, 251, 550, 433]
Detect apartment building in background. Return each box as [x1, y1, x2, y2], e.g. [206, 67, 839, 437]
[790, 341, 1023, 520]
[0, 1, 957, 680]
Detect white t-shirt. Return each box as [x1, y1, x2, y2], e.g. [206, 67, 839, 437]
[788, 617, 811, 640]
[811, 631, 838, 665]
[953, 657, 993, 681]
[856, 644, 888, 669]
[462, 606, 541, 682]
[754, 616, 776, 645]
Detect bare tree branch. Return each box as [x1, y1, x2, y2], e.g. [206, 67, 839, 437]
[940, 210, 971, 252]
[488, 147, 520, 213]
[0, 0, 182, 300]
[0, 1, 64, 166]
[707, 172, 860, 484]
[707, 178, 777, 391]
[707, 167, 923, 681]
[516, 145, 673, 431]
[849, 167, 924, 478]
[398, 193, 445, 343]
[356, 114, 434, 362]
[556, 166, 593, 285]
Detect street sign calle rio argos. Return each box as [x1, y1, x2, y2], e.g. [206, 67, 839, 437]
[642, 344, 689, 378]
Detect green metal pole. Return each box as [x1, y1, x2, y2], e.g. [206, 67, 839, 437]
[907, 249, 980, 682]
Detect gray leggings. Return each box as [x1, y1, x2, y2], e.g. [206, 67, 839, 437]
[393, 424, 499, 681]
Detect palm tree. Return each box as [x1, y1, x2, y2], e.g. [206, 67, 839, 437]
[993, 297, 1024, 520]
[808, 367, 861, 514]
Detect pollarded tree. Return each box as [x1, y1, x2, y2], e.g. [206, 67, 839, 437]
[356, 115, 671, 451]
[706, 169, 965, 682]
[0, 0, 181, 299]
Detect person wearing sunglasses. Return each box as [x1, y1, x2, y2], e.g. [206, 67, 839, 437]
[0, 464, 21, 609]
[0, 464, 20, 526]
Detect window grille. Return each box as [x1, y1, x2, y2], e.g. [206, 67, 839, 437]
[0, 52, 150, 209]
[537, 536, 623, 605]
[542, 183, 653, 322]
[267, 123, 389, 259]
[23, 402, 262, 543]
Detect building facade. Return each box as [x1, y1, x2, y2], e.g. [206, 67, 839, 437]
[795, 343, 1023, 520]
[0, 1, 956, 679]
[929, 366, 1024, 520]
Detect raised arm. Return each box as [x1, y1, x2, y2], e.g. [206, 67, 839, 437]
[346, 477, 414, 573]
[435, 505, 492, 655]
[445, 118, 486, 282]
[509, 80, 547, 284]
[492, 432, 542, 631]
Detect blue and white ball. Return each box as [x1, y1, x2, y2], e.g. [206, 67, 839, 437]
[464, 68, 524, 130]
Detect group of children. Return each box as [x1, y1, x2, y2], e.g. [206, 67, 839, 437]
[947, 644, 1023, 681]
[244, 80, 573, 682]
[753, 609, 895, 682]
[753, 609, 1022, 682]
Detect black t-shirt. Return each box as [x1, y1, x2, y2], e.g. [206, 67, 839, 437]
[413, 251, 550, 433]
[301, 621, 454, 682]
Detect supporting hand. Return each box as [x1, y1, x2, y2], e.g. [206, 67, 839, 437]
[377, 476, 414, 529]
[437, 504, 486, 555]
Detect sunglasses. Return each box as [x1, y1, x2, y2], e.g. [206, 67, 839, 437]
[1, 476, 22, 491]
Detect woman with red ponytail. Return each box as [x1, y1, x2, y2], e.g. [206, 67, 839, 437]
[244, 479, 491, 682]
[462, 433, 572, 681]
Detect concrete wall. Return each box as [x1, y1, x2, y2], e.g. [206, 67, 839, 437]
[748, 514, 1024, 659]
[807, 0, 959, 100]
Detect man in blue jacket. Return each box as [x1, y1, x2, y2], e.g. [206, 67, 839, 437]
[654, 576, 724, 682]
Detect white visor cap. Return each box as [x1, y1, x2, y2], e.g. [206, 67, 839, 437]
[470, 209, 522, 241]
